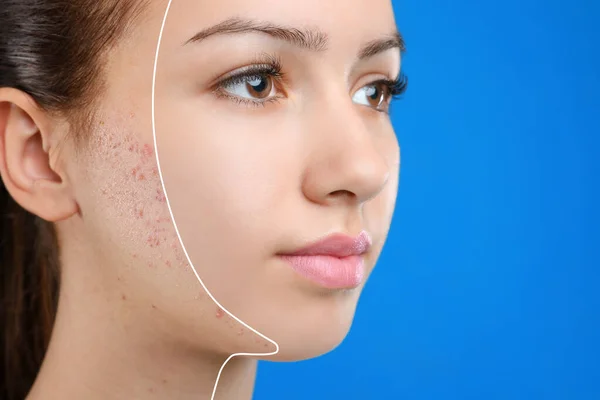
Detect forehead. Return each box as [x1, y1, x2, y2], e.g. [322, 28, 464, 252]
[139, 0, 397, 49]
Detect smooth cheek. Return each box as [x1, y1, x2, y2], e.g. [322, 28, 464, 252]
[364, 137, 399, 272]
[155, 109, 295, 267]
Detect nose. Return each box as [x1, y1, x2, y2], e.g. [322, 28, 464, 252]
[301, 101, 392, 207]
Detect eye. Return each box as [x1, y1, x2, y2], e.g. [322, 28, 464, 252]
[352, 82, 392, 111]
[221, 73, 276, 100]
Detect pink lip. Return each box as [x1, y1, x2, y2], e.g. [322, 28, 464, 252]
[278, 231, 372, 289]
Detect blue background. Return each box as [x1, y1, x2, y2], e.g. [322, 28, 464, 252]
[254, 0, 599, 399]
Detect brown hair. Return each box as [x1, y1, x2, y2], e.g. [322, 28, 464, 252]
[0, 1, 148, 398]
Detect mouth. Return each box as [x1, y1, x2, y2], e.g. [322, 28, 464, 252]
[277, 231, 372, 290]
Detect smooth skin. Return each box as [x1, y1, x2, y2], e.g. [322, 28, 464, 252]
[0, 0, 402, 399]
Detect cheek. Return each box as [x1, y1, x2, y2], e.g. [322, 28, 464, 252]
[156, 116, 296, 240]
[80, 120, 187, 270]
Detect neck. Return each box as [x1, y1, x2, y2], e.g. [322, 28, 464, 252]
[27, 228, 257, 400]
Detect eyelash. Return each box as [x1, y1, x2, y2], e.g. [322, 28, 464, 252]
[213, 58, 285, 108]
[213, 61, 408, 110]
[380, 73, 409, 99]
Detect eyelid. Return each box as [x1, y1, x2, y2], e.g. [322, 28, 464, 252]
[214, 64, 281, 89]
[211, 61, 287, 108]
[351, 72, 397, 94]
[350, 73, 408, 114]
[207, 53, 283, 86]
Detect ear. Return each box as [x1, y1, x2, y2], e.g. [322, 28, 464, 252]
[0, 88, 79, 222]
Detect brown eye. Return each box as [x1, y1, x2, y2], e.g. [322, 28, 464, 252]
[352, 82, 391, 110]
[222, 74, 275, 100]
[245, 75, 273, 99]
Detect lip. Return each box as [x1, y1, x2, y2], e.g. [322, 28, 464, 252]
[278, 231, 372, 290]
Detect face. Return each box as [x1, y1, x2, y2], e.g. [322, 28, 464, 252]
[67, 0, 401, 361]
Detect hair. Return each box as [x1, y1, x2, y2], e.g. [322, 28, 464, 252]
[0, 1, 148, 399]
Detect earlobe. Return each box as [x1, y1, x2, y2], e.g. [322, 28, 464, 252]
[0, 89, 79, 222]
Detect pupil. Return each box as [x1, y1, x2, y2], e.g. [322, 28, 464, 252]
[248, 76, 268, 93]
[367, 86, 379, 100]
[366, 85, 382, 106]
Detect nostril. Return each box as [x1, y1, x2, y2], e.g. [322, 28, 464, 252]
[327, 190, 356, 201]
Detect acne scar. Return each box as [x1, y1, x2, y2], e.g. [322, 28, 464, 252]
[155, 189, 166, 203]
[121, 294, 127, 300]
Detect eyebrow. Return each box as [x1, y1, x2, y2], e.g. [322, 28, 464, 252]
[358, 31, 406, 59]
[185, 17, 328, 51]
[184, 17, 405, 59]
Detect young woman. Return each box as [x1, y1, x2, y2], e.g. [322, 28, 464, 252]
[0, 0, 406, 398]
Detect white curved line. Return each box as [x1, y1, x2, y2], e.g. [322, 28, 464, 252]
[151, 2, 280, 399]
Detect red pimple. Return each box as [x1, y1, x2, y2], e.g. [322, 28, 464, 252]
[142, 144, 153, 158]
[147, 233, 161, 248]
[165, 260, 172, 268]
[136, 209, 144, 218]
[155, 189, 166, 203]
[215, 308, 225, 318]
[138, 173, 146, 181]
[152, 167, 159, 177]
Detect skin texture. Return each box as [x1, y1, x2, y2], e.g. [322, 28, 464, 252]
[0, 0, 401, 399]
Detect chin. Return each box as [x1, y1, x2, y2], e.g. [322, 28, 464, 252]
[258, 308, 357, 362]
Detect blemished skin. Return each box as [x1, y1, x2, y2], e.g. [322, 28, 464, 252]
[0, 0, 403, 399]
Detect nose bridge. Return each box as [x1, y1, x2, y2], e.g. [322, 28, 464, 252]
[301, 91, 391, 207]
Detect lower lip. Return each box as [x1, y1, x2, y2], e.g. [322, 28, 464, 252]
[279, 254, 365, 290]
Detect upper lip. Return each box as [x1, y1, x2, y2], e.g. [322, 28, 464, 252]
[279, 231, 372, 258]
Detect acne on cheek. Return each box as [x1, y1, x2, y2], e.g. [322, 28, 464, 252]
[112, 136, 184, 268]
